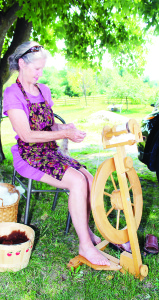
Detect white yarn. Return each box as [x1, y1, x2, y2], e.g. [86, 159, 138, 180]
[60, 138, 69, 156]
[0, 186, 18, 207]
[16, 186, 25, 195]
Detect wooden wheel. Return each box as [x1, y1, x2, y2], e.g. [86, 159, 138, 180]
[91, 158, 143, 245]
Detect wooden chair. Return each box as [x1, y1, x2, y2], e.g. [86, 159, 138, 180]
[12, 113, 71, 234]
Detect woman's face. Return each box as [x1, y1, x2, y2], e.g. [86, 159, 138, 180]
[20, 58, 46, 84]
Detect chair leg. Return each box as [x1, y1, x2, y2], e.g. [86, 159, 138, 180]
[52, 189, 60, 211]
[24, 179, 32, 225]
[12, 170, 71, 232]
[12, 168, 16, 185]
[65, 212, 71, 235]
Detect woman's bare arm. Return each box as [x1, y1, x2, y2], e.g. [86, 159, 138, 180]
[7, 109, 86, 143]
[51, 122, 76, 131]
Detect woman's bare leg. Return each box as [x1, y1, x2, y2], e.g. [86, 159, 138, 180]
[40, 168, 110, 266]
[79, 167, 101, 245]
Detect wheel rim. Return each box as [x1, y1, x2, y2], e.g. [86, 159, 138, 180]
[91, 157, 143, 244]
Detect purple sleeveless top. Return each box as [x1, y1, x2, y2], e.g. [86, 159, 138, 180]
[3, 81, 84, 181]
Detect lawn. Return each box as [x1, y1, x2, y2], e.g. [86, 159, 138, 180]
[1, 103, 152, 149]
[0, 102, 159, 300]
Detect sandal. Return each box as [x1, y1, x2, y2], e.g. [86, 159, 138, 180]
[110, 241, 131, 253]
[144, 234, 159, 255]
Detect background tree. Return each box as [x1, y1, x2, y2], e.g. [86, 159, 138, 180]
[67, 67, 96, 105]
[58, 69, 80, 97]
[2, 0, 158, 97]
[1, 0, 159, 160]
[97, 68, 159, 106]
[39, 68, 65, 99]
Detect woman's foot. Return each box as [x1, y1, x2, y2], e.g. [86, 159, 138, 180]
[79, 243, 110, 266]
[89, 228, 101, 245]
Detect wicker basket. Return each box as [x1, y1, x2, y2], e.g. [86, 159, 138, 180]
[0, 222, 35, 272]
[0, 183, 20, 222]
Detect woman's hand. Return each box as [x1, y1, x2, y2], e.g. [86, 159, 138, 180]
[66, 123, 76, 129]
[53, 122, 86, 143]
[66, 128, 86, 143]
[8, 109, 86, 144]
[52, 122, 76, 131]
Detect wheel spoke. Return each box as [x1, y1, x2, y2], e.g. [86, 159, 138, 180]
[110, 174, 117, 190]
[128, 184, 133, 191]
[104, 191, 112, 197]
[91, 157, 143, 244]
[106, 204, 115, 217]
[116, 209, 120, 229]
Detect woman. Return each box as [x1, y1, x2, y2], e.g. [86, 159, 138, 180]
[3, 41, 110, 266]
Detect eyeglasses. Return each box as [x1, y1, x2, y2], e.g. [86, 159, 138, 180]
[20, 45, 44, 58]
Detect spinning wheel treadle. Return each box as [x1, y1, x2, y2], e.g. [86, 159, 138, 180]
[91, 157, 143, 245]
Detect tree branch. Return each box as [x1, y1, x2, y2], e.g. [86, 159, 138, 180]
[0, 17, 32, 85]
[0, 3, 22, 49]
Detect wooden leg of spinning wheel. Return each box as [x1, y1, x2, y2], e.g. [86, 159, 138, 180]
[120, 251, 137, 276]
[114, 149, 148, 279]
[120, 251, 148, 281]
[116, 174, 143, 277]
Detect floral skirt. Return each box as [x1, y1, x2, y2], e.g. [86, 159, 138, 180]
[18, 139, 85, 181]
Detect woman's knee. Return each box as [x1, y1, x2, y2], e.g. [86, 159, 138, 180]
[40, 167, 88, 192]
[62, 167, 87, 192]
[79, 168, 94, 187]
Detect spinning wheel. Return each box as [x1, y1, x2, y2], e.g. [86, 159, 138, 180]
[91, 157, 143, 245]
[68, 119, 148, 280]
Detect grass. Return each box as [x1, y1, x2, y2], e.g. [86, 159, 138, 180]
[1, 103, 152, 149]
[0, 102, 159, 299]
[52, 102, 152, 124]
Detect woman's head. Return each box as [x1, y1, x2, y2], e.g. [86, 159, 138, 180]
[8, 41, 48, 72]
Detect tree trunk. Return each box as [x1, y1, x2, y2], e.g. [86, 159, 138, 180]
[82, 76, 87, 106]
[0, 80, 5, 161]
[126, 96, 128, 111]
[0, 17, 32, 162]
[84, 89, 87, 106]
